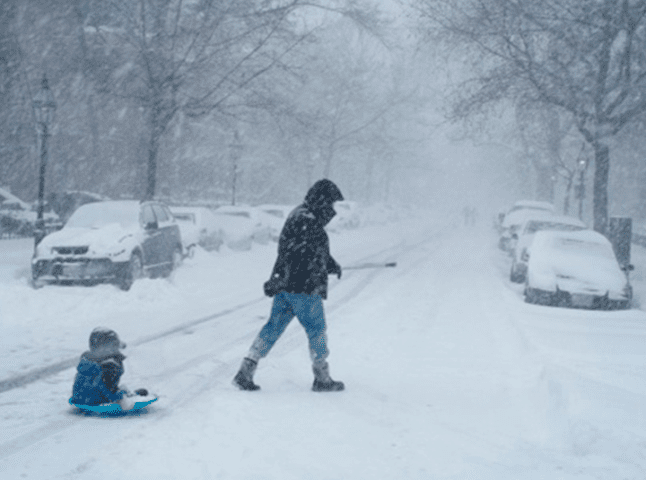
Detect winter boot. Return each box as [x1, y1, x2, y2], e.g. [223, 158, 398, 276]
[312, 362, 344, 392]
[233, 357, 260, 391]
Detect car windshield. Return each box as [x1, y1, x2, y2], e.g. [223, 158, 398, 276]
[525, 221, 584, 234]
[66, 202, 139, 229]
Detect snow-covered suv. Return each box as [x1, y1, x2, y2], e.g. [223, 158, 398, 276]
[31, 200, 183, 290]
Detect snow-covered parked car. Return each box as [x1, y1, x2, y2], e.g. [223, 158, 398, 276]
[47, 190, 110, 224]
[214, 205, 273, 244]
[31, 200, 183, 290]
[524, 229, 633, 309]
[170, 206, 224, 255]
[327, 201, 361, 231]
[498, 202, 555, 252]
[257, 204, 295, 239]
[509, 215, 587, 283]
[210, 210, 254, 251]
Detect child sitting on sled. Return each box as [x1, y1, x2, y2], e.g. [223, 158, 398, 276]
[70, 327, 148, 410]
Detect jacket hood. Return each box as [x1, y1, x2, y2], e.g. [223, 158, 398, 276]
[304, 179, 344, 225]
[304, 179, 344, 208]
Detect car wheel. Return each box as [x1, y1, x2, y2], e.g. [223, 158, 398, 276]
[118, 253, 143, 291]
[172, 247, 183, 270]
[525, 287, 552, 306]
[524, 287, 536, 304]
[510, 262, 524, 283]
[163, 246, 183, 278]
[616, 300, 631, 310]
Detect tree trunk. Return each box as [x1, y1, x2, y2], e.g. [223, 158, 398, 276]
[145, 133, 159, 200]
[592, 141, 609, 234]
[563, 174, 573, 216]
[322, 142, 334, 179]
[638, 168, 646, 220]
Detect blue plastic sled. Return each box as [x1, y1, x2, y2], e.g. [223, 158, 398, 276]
[69, 397, 158, 414]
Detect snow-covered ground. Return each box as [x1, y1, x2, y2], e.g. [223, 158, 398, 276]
[1, 208, 646, 479]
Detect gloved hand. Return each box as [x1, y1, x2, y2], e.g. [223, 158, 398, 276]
[329, 261, 342, 279]
[119, 396, 136, 411]
[263, 276, 286, 297]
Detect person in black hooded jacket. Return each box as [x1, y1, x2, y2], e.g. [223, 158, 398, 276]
[233, 179, 345, 392]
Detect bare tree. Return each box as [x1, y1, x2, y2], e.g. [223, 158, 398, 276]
[415, 0, 646, 233]
[84, 0, 307, 200]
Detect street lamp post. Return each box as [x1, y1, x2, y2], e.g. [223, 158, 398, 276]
[576, 158, 587, 220]
[229, 131, 243, 206]
[32, 74, 56, 247]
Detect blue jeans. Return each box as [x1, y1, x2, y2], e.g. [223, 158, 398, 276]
[248, 292, 329, 364]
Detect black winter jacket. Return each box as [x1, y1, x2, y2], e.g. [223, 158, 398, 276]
[267, 203, 340, 300]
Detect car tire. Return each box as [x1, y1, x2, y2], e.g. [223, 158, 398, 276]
[172, 246, 183, 270]
[163, 246, 183, 278]
[118, 253, 143, 291]
[510, 262, 524, 283]
[524, 287, 552, 306]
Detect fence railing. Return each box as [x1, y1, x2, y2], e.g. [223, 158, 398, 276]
[0, 231, 34, 240]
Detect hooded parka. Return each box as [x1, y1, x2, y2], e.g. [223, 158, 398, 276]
[266, 179, 343, 300]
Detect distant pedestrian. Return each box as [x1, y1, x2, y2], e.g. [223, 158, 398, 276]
[233, 179, 345, 392]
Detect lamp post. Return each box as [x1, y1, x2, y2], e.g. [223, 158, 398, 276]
[229, 130, 243, 206]
[576, 157, 587, 220]
[32, 74, 56, 246]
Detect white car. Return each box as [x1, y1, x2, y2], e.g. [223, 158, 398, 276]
[327, 201, 361, 231]
[505, 200, 555, 218]
[498, 205, 555, 252]
[215, 205, 274, 244]
[524, 230, 633, 309]
[170, 206, 224, 255]
[32, 200, 183, 290]
[257, 204, 295, 239]
[509, 215, 587, 283]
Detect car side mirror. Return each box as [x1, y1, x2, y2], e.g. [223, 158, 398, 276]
[145, 220, 158, 231]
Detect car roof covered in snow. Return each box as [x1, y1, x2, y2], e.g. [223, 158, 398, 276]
[521, 214, 586, 231]
[502, 208, 555, 228]
[531, 229, 613, 253]
[510, 200, 555, 211]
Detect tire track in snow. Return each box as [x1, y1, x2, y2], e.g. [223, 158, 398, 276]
[0, 237, 412, 394]
[0, 298, 266, 394]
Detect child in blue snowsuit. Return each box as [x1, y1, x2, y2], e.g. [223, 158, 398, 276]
[70, 327, 146, 407]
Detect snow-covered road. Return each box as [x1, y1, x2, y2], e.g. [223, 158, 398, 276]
[1, 214, 646, 479]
